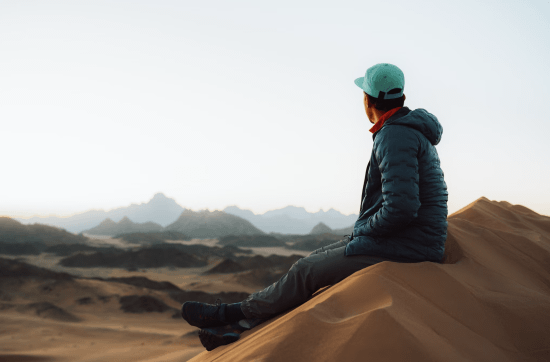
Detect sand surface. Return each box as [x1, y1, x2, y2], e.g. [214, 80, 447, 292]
[3, 197, 550, 361]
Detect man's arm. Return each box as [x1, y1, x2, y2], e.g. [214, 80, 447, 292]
[356, 126, 421, 238]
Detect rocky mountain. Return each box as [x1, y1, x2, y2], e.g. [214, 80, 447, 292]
[82, 217, 163, 236]
[224, 205, 357, 234]
[16, 193, 184, 233]
[309, 222, 333, 235]
[165, 209, 265, 239]
[0, 217, 88, 245]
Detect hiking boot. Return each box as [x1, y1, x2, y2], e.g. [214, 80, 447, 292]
[181, 298, 229, 328]
[198, 329, 240, 351]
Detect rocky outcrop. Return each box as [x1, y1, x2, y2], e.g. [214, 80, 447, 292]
[83, 216, 162, 236]
[165, 210, 265, 238]
[309, 222, 333, 235]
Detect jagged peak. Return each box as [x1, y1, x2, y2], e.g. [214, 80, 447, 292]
[149, 192, 178, 204]
[118, 216, 133, 225]
[99, 218, 116, 225]
[151, 192, 168, 200]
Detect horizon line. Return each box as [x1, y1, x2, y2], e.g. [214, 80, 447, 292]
[3, 204, 359, 220]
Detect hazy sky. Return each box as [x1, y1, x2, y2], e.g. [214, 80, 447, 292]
[1, 0, 549, 218]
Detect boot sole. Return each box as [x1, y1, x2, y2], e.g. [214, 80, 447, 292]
[198, 330, 240, 351]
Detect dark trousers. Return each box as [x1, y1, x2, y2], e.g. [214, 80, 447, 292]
[240, 237, 402, 319]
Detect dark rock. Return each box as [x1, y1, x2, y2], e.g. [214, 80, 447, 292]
[0, 241, 45, 255]
[76, 297, 94, 305]
[203, 259, 246, 274]
[98, 295, 111, 303]
[105, 276, 181, 291]
[0, 302, 15, 311]
[41, 285, 54, 293]
[119, 295, 172, 313]
[222, 244, 253, 254]
[0, 257, 73, 280]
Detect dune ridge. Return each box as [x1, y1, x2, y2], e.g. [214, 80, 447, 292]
[189, 197, 550, 362]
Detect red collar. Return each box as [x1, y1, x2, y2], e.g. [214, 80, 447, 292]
[369, 107, 402, 134]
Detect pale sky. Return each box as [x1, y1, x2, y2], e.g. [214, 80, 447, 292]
[1, 0, 549, 218]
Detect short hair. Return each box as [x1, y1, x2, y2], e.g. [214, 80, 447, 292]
[365, 88, 405, 112]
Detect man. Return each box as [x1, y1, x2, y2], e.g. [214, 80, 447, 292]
[182, 63, 448, 351]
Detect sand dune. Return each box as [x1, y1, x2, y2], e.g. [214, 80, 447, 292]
[188, 197, 550, 362]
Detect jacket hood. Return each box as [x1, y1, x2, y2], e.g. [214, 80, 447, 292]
[385, 107, 443, 145]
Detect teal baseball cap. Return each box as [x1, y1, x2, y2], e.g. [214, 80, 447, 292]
[354, 63, 405, 100]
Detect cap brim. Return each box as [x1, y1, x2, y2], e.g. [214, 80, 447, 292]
[354, 77, 364, 90]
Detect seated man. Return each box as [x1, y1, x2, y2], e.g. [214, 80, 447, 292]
[181, 63, 448, 350]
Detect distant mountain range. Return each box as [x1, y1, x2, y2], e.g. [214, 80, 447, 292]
[223, 205, 357, 234]
[16, 193, 357, 235]
[17, 193, 184, 233]
[83, 217, 163, 236]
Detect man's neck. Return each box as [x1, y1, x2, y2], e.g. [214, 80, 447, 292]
[369, 107, 403, 134]
[371, 109, 386, 125]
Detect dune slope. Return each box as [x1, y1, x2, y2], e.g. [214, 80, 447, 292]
[189, 197, 550, 362]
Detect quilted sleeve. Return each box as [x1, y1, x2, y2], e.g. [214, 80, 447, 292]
[358, 126, 421, 238]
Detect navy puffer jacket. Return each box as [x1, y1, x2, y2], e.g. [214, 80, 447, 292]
[345, 106, 448, 263]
